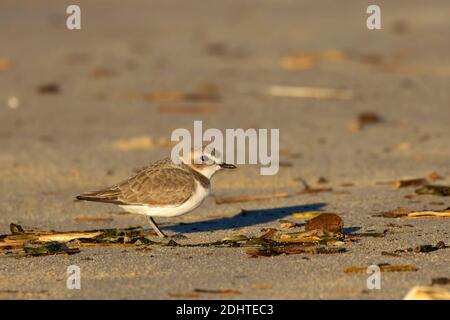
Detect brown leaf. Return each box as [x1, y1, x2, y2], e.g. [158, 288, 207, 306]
[305, 213, 343, 233]
[429, 171, 444, 181]
[168, 292, 201, 298]
[394, 178, 428, 189]
[298, 187, 333, 194]
[431, 278, 450, 286]
[266, 85, 353, 100]
[247, 245, 346, 257]
[378, 207, 411, 218]
[404, 286, 450, 300]
[0, 58, 13, 71]
[146, 90, 219, 103]
[279, 221, 297, 229]
[354, 111, 382, 130]
[194, 288, 241, 295]
[38, 83, 60, 94]
[415, 185, 450, 196]
[344, 265, 418, 273]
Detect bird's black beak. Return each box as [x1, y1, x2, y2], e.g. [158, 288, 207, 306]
[220, 163, 236, 169]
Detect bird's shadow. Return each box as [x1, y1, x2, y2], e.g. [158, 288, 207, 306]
[165, 203, 327, 234]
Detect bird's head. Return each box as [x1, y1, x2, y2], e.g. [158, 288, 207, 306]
[182, 148, 236, 179]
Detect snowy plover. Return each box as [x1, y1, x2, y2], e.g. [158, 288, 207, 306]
[76, 149, 236, 237]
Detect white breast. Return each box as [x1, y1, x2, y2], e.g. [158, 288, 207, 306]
[119, 181, 210, 217]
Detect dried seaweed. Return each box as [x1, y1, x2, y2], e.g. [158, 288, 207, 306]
[415, 185, 450, 196]
[344, 264, 418, 273]
[394, 178, 428, 189]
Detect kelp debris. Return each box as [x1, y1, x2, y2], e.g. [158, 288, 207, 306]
[415, 185, 450, 196]
[345, 264, 418, 273]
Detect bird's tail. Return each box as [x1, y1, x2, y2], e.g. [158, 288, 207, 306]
[75, 189, 122, 204]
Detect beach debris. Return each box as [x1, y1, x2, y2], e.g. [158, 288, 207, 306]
[1, 214, 368, 259]
[0, 224, 156, 256]
[279, 220, 298, 229]
[280, 49, 346, 70]
[111, 135, 172, 151]
[344, 264, 418, 273]
[23, 242, 80, 256]
[246, 245, 346, 257]
[394, 178, 428, 189]
[431, 278, 450, 286]
[168, 292, 201, 298]
[37, 83, 60, 94]
[415, 185, 450, 196]
[0, 57, 13, 71]
[194, 288, 241, 295]
[407, 210, 450, 218]
[413, 242, 446, 253]
[384, 241, 447, 255]
[145, 88, 220, 103]
[305, 213, 343, 233]
[297, 178, 333, 194]
[292, 212, 324, 219]
[429, 171, 444, 181]
[7, 96, 20, 109]
[350, 112, 382, 131]
[316, 177, 329, 184]
[404, 286, 450, 300]
[89, 67, 116, 78]
[429, 201, 445, 206]
[299, 187, 333, 194]
[252, 284, 273, 290]
[157, 104, 214, 114]
[215, 193, 290, 204]
[375, 207, 450, 219]
[265, 85, 353, 100]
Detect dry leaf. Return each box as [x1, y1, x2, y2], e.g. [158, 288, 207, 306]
[404, 286, 450, 300]
[305, 213, 343, 233]
[376, 207, 411, 218]
[266, 85, 353, 100]
[350, 112, 382, 131]
[280, 49, 345, 70]
[0, 58, 13, 71]
[194, 288, 241, 295]
[292, 212, 324, 219]
[280, 54, 317, 70]
[298, 187, 333, 194]
[38, 83, 60, 94]
[279, 221, 297, 229]
[394, 178, 428, 189]
[429, 171, 444, 181]
[252, 284, 273, 290]
[146, 90, 219, 103]
[406, 211, 450, 218]
[247, 245, 345, 257]
[415, 185, 450, 196]
[344, 265, 418, 273]
[168, 292, 201, 298]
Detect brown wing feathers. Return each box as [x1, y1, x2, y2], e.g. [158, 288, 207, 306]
[76, 160, 200, 207]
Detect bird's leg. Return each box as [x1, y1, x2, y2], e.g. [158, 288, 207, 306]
[147, 216, 167, 238]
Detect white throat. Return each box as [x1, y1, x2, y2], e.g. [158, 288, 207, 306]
[194, 165, 221, 180]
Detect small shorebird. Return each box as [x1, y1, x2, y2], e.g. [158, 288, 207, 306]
[76, 150, 236, 237]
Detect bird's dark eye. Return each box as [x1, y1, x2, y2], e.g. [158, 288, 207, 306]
[201, 155, 209, 162]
